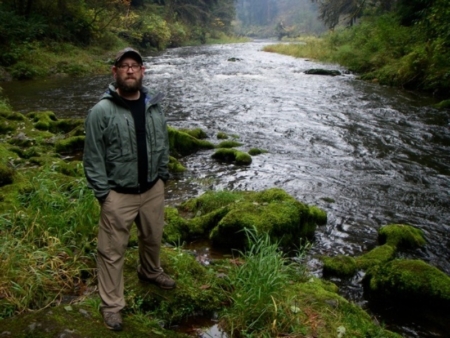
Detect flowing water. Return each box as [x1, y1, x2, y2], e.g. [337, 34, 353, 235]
[2, 40, 450, 337]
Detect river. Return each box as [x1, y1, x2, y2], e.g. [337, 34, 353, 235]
[2, 40, 450, 337]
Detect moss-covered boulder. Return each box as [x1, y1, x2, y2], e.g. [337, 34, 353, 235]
[364, 259, 450, 308]
[178, 127, 208, 139]
[168, 126, 214, 157]
[211, 148, 252, 165]
[322, 224, 425, 277]
[217, 131, 228, 139]
[378, 223, 426, 249]
[55, 135, 85, 154]
[168, 156, 186, 172]
[164, 188, 327, 249]
[322, 255, 357, 277]
[27, 111, 57, 131]
[248, 148, 268, 156]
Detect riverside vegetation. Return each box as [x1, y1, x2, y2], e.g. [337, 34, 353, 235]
[263, 1, 450, 108]
[2, 96, 450, 337]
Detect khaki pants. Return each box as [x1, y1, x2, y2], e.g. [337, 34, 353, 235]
[97, 179, 165, 313]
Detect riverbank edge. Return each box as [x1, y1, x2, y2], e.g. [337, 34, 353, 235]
[0, 35, 250, 84]
[263, 30, 450, 108]
[0, 107, 406, 337]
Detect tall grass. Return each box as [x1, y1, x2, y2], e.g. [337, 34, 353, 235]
[0, 167, 98, 316]
[221, 228, 307, 336]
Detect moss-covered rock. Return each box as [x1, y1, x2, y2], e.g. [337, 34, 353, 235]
[378, 224, 426, 249]
[168, 126, 214, 157]
[248, 148, 268, 155]
[168, 156, 186, 172]
[321, 224, 425, 278]
[164, 188, 327, 250]
[55, 135, 85, 154]
[178, 127, 208, 139]
[357, 244, 396, 269]
[434, 99, 450, 109]
[217, 131, 228, 139]
[364, 259, 450, 308]
[322, 255, 358, 277]
[51, 118, 84, 134]
[211, 148, 252, 165]
[27, 111, 57, 131]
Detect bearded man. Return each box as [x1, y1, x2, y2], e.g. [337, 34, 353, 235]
[83, 47, 175, 331]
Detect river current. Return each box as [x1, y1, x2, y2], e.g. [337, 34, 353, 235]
[2, 40, 450, 337]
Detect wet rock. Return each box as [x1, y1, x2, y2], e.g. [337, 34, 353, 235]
[304, 69, 341, 76]
[211, 148, 252, 165]
[363, 259, 450, 308]
[164, 188, 327, 249]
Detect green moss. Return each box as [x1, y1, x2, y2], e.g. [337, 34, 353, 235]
[168, 156, 186, 172]
[178, 127, 208, 139]
[322, 255, 358, 277]
[217, 132, 228, 139]
[50, 118, 84, 134]
[168, 126, 214, 157]
[308, 205, 327, 225]
[170, 188, 326, 250]
[248, 148, 268, 155]
[53, 160, 84, 177]
[27, 111, 57, 131]
[357, 244, 396, 269]
[163, 206, 190, 244]
[124, 247, 228, 324]
[216, 140, 243, 148]
[0, 164, 15, 187]
[212, 148, 252, 165]
[274, 278, 401, 338]
[434, 99, 450, 109]
[378, 224, 426, 249]
[54, 136, 85, 154]
[211, 199, 318, 248]
[0, 144, 17, 187]
[180, 189, 242, 214]
[0, 299, 186, 337]
[365, 259, 450, 307]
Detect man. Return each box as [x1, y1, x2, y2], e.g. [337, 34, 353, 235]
[83, 47, 175, 331]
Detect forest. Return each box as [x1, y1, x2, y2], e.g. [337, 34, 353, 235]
[1, 0, 448, 100]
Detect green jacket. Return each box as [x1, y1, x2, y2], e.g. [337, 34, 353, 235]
[83, 83, 169, 200]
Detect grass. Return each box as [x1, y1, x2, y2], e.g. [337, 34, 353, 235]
[221, 228, 307, 336]
[0, 98, 401, 337]
[0, 167, 98, 314]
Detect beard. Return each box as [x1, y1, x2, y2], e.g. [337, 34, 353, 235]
[116, 75, 143, 93]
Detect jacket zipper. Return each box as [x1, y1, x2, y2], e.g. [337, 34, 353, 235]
[125, 114, 139, 191]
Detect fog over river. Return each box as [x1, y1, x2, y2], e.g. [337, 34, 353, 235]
[2, 40, 450, 337]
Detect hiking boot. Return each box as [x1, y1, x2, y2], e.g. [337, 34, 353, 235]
[138, 272, 176, 290]
[102, 311, 123, 331]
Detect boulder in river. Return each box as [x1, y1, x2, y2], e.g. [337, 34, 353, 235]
[304, 69, 341, 76]
[164, 188, 327, 249]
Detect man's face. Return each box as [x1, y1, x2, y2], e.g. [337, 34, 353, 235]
[113, 56, 145, 93]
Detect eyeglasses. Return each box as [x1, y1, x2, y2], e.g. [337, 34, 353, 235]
[116, 63, 142, 72]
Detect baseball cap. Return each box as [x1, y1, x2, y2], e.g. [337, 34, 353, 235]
[114, 47, 143, 65]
